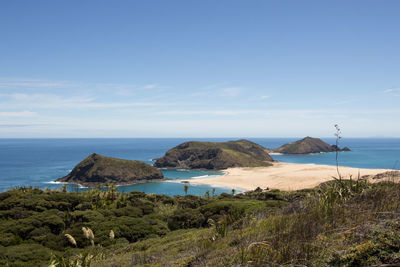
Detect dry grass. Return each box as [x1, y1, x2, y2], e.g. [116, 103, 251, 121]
[64, 234, 77, 247]
[82, 227, 95, 246]
[90, 180, 400, 266]
[109, 230, 114, 241]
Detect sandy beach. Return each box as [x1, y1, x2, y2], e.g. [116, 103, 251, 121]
[182, 162, 394, 191]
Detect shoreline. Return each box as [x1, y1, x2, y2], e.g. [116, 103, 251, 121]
[177, 162, 394, 191]
[52, 178, 168, 189]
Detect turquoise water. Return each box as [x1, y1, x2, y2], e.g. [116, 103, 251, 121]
[258, 138, 400, 170]
[0, 138, 399, 195]
[0, 138, 232, 195]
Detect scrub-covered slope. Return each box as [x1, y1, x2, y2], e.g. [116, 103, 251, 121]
[154, 139, 273, 170]
[57, 153, 164, 187]
[273, 137, 351, 154]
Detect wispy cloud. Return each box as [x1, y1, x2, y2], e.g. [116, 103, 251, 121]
[202, 82, 229, 90]
[154, 108, 400, 119]
[0, 77, 161, 94]
[0, 77, 78, 89]
[189, 83, 232, 98]
[330, 98, 356, 105]
[1, 107, 399, 137]
[0, 93, 162, 109]
[384, 88, 400, 96]
[156, 109, 259, 116]
[0, 123, 43, 128]
[1, 77, 399, 137]
[220, 87, 242, 97]
[143, 84, 157, 89]
[0, 111, 37, 117]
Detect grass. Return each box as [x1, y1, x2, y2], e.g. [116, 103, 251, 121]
[160, 139, 273, 169]
[0, 186, 281, 266]
[59, 153, 163, 186]
[1, 175, 400, 266]
[91, 179, 400, 266]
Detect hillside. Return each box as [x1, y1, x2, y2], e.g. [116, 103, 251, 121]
[1, 177, 400, 266]
[0, 186, 285, 266]
[57, 153, 164, 187]
[154, 139, 273, 170]
[273, 136, 351, 154]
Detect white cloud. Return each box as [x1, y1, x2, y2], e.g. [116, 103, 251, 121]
[0, 93, 162, 109]
[384, 88, 398, 92]
[143, 84, 157, 89]
[0, 77, 161, 95]
[220, 87, 242, 97]
[201, 82, 229, 90]
[155, 108, 400, 119]
[156, 110, 259, 116]
[0, 111, 37, 117]
[0, 77, 75, 89]
[384, 88, 400, 96]
[260, 95, 269, 99]
[1, 107, 400, 137]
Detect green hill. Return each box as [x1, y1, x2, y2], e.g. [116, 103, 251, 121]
[274, 136, 351, 154]
[1, 175, 400, 266]
[154, 139, 274, 169]
[57, 153, 164, 187]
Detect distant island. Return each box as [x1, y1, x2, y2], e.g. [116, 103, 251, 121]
[270, 137, 351, 154]
[57, 153, 164, 187]
[154, 139, 273, 170]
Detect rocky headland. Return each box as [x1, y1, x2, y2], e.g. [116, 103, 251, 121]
[154, 139, 273, 170]
[271, 137, 351, 154]
[57, 153, 164, 187]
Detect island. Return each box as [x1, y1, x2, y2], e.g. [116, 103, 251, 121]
[56, 153, 164, 187]
[154, 139, 273, 170]
[271, 136, 351, 154]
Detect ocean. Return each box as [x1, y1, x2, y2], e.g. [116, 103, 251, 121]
[0, 138, 399, 196]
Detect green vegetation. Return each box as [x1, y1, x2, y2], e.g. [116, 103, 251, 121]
[92, 179, 400, 267]
[154, 139, 274, 169]
[57, 153, 164, 187]
[1, 177, 400, 266]
[0, 185, 284, 266]
[273, 136, 350, 154]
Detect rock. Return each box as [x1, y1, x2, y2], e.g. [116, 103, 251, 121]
[330, 145, 351, 152]
[154, 139, 273, 170]
[254, 187, 263, 192]
[273, 137, 351, 154]
[57, 153, 164, 187]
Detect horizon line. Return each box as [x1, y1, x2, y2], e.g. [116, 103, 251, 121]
[0, 136, 399, 139]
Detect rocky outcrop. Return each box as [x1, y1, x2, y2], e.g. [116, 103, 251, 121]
[154, 139, 273, 170]
[273, 137, 351, 154]
[57, 153, 164, 187]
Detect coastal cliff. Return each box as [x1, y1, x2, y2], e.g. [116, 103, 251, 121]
[57, 153, 164, 187]
[272, 137, 351, 154]
[154, 139, 273, 170]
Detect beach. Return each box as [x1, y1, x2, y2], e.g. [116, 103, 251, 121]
[183, 162, 394, 191]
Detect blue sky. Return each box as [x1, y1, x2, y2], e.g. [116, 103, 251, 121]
[0, 0, 399, 137]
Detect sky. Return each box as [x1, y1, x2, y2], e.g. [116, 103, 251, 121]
[0, 0, 399, 138]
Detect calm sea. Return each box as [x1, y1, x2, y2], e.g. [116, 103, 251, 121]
[0, 138, 399, 195]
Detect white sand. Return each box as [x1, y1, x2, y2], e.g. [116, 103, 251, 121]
[180, 162, 393, 191]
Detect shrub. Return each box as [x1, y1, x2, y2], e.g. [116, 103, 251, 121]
[167, 209, 206, 230]
[0, 233, 21, 247]
[0, 243, 53, 267]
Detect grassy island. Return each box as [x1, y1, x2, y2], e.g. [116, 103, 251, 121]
[57, 154, 164, 187]
[154, 139, 273, 170]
